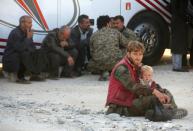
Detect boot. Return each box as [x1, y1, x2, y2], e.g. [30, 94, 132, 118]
[172, 108, 188, 119]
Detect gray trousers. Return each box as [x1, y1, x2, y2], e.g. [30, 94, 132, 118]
[172, 54, 182, 69]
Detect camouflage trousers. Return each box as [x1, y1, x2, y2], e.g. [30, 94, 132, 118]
[106, 89, 177, 116]
[88, 49, 126, 73]
[87, 59, 117, 73]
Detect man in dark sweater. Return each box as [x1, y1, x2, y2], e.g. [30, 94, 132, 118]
[3, 15, 35, 84]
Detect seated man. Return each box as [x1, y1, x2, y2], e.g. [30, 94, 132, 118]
[113, 15, 140, 41]
[87, 15, 129, 81]
[2, 15, 36, 84]
[113, 15, 140, 55]
[106, 41, 187, 121]
[71, 14, 93, 76]
[42, 26, 78, 79]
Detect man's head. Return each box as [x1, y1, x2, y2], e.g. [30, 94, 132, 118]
[141, 65, 153, 82]
[19, 15, 32, 32]
[127, 41, 145, 66]
[113, 15, 124, 31]
[97, 15, 111, 29]
[78, 14, 90, 31]
[58, 25, 71, 41]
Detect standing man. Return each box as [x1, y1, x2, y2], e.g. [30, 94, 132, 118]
[87, 15, 128, 81]
[190, 43, 193, 67]
[71, 14, 93, 76]
[171, 0, 189, 72]
[2, 15, 35, 84]
[42, 26, 78, 79]
[106, 41, 187, 120]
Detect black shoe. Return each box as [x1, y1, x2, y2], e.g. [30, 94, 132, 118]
[48, 76, 59, 80]
[16, 78, 31, 84]
[48, 74, 59, 80]
[61, 72, 76, 78]
[30, 75, 46, 81]
[48, 71, 59, 80]
[74, 70, 82, 77]
[74, 70, 83, 77]
[172, 68, 189, 72]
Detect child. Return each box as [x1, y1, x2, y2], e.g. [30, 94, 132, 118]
[140, 65, 154, 87]
[140, 65, 177, 109]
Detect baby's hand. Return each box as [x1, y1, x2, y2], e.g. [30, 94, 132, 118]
[163, 94, 171, 104]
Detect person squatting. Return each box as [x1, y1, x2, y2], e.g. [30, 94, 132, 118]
[2, 15, 188, 121]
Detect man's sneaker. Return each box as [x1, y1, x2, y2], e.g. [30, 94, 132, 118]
[58, 67, 64, 78]
[8, 73, 18, 82]
[172, 108, 188, 119]
[16, 78, 31, 84]
[48, 74, 59, 80]
[2, 70, 9, 78]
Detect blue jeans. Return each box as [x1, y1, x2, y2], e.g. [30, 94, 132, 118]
[172, 54, 182, 69]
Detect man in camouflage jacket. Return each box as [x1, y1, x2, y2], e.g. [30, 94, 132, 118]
[87, 15, 129, 80]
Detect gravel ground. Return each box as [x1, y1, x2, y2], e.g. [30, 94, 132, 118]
[0, 61, 193, 131]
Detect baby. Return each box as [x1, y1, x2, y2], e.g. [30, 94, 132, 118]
[140, 65, 154, 87]
[140, 65, 177, 109]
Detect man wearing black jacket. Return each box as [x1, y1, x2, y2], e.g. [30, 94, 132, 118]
[71, 14, 93, 76]
[2, 15, 35, 83]
[42, 26, 78, 79]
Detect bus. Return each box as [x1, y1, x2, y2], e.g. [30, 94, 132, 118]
[0, 0, 173, 65]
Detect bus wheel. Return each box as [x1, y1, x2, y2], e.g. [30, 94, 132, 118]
[128, 11, 170, 65]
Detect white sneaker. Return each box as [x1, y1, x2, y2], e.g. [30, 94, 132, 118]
[2, 70, 9, 78]
[8, 73, 18, 82]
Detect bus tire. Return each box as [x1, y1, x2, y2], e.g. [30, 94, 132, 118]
[127, 11, 170, 65]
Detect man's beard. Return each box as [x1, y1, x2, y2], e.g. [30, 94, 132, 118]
[128, 56, 141, 67]
[127, 56, 135, 65]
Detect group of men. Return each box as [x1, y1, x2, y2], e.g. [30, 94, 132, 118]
[2, 14, 138, 83]
[2, 14, 188, 121]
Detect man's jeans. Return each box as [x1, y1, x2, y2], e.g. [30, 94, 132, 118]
[172, 54, 182, 69]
